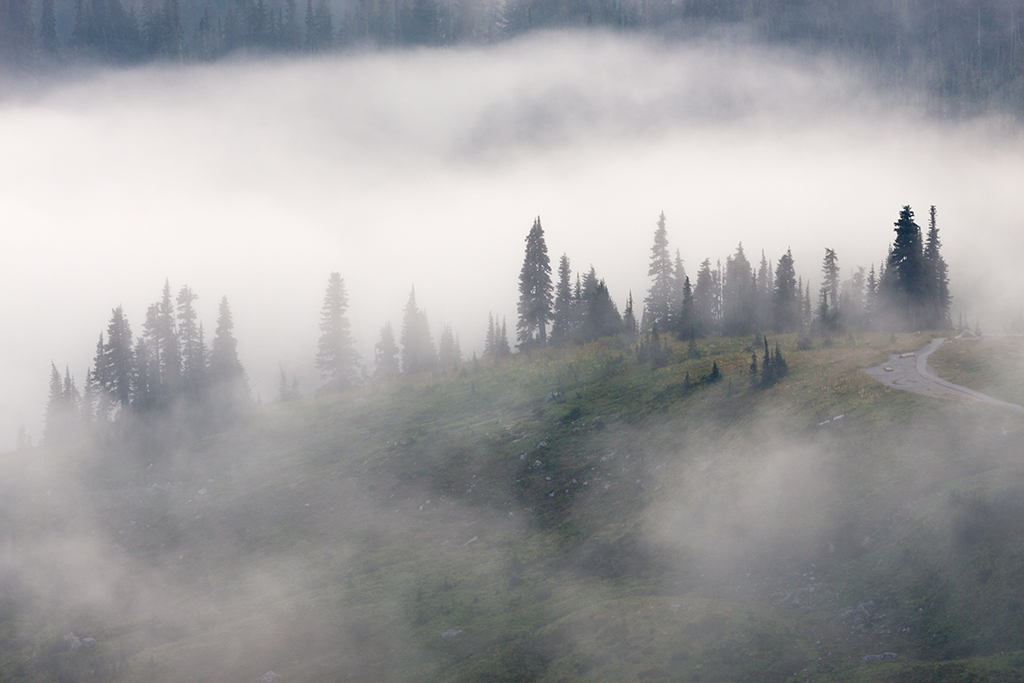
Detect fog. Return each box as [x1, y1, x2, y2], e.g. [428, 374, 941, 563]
[2, 31, 1023, 449]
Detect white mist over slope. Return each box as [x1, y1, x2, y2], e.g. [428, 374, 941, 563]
[1, 31, 1022, 448]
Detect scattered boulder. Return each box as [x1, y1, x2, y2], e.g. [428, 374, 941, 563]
[63, 633, 82, 650]
[441, 629, 463, 638]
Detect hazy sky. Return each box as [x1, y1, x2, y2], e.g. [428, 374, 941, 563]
[2, 31, 1022, 449]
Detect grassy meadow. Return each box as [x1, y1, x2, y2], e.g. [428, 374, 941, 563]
[3, 331, 1024, 683]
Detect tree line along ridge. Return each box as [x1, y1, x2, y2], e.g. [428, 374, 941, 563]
[39, 204, 951, 446]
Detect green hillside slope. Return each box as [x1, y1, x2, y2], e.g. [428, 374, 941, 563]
[3, 332, 1024, 683]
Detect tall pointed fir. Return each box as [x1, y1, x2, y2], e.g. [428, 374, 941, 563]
[132, 335, 155, 411]
[438, 324, 462, 370]
[44, 363, 76, 445]
[516, 217, 553, 348]
[923, 205, 951, 329]
[883, 205, 925, 329]
[583, 280, 622, 342]
[623, 291, 638, 340]
[551, 254, 573, 346]
[177, 286, 207, 401]
[210, 296, 248, 409]
[138, 303, 164, 409]
[101, 306, 134, 414]
[671, 249, 687, 330]
[158, 279, 181, 397]
[88, 334, 108, 422]
[374, 322, 400, 379]
[692, 258, 716, 337]
[645, 212, 674, 332]
[677, 276, 695, 339]
[316, 272, 358, 391]
[400, 286, 436, 374]
[484, 312, 496, 357]
[865, 264, 878, 326]
[817, 248, 840, 332]
[755, 250, 772, 330]
[497, 318, 511, 356]
[722, 243, 754, 336]
[772, 249, 798, 333]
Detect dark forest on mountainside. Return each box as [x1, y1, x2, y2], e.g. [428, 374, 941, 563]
[0, 0, 1022, 115]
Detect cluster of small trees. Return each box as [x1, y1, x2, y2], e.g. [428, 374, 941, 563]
[43, 281, 248, 444]
[517, 216, 631, 350]
[514, 204, 952, 355]
[308, 273, 465, 392]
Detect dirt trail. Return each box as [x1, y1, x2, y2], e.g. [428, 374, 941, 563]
[862, 337, 1024, 414]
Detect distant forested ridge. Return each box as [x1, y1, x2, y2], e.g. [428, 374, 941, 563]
[1, 0, 1022, 115]
[41, 204, 951, 445]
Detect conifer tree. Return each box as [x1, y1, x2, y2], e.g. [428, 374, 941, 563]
[484, 312, 496, 357]
[923, 205, 951, 329]
[158, 280, 181, 396]
[755, 250, 772, 330]
[43, 364, 65, 444]
[210, 297, 245, 386]
[772, 249, 798, 333]
[277, 365, 301, 401]
[516, 217, 553, 348]
[692, 258, 716, 337]
[796, 276, 805, 328]
[551, 254, 573, 346]
[210, 296, 248, 407]
[374, 322, 400, 379]
[497, 318, 511, 356]
[803, 282, 812, 328]
[101, 306, 134, 413]
[177, 286, 208, 400]
[400, 286, 436, 374]
[671, 249, 686, 326]
[63, 367, 80, 411]
[645, 212, 674, 332]
[817, 248, 840, 332]
[583, 280, 622, 342]
[722, 243, 754, 336]
[438, 323, 461, 369]
[132, 336, 155, 411]
[138, 302, 163, 409]
[677, 276, 694, 339]
[883, 205, 926, 328]
[865, 264, 878, 325]
[622, 291, 638, 340]
[315, 272, 358, 390]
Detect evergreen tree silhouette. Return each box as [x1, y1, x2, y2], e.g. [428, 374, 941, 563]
[316, 272, 358, 390]
[645, 212, 674, 332]
[374, 322, 400, 379]
[516, 216, 553, 348]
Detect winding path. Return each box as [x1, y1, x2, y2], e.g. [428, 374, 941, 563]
[862, 337, 1024, 414]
